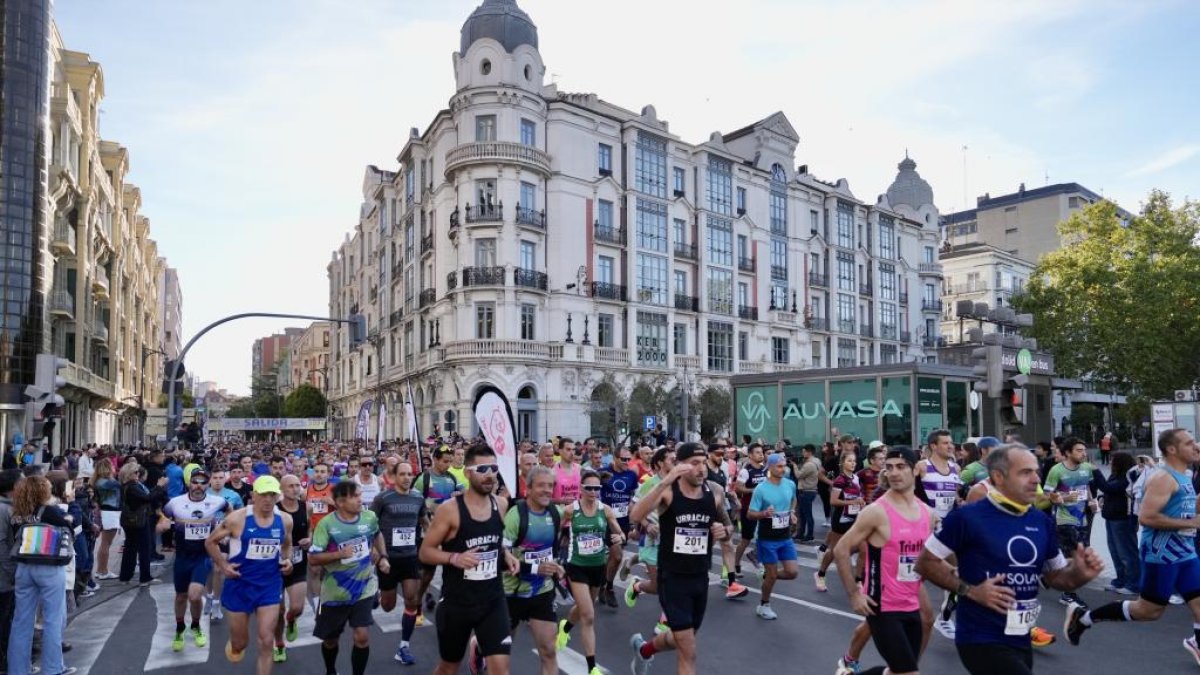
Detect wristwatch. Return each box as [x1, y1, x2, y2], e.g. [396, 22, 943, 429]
[956, 580, 972, 598]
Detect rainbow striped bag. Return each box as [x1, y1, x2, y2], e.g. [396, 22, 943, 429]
[11, 506, 73, 566]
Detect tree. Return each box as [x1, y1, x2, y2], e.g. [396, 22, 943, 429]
[1013, 191, 1200, 402]
[283, 384, 328, 418]
[156, 390, 195, 408]
[697, 385, 732, 440]
[224, 397, 257, 418]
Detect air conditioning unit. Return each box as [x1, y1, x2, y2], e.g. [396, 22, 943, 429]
[1175, 390, 1196, 402]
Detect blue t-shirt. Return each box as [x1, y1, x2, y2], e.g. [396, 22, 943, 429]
[926, 499, 1065, 648]
[165, 463, 186, 499]
[601, 469, 639, 526]
[1141, 466, 1197, 565]
[749, 477, 797, 541]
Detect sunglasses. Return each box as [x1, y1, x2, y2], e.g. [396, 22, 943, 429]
[191, 480, 209, 486]
[582, 485, 602, 492]
[618, 456, 633, 461]
[469, 464, 499, 474]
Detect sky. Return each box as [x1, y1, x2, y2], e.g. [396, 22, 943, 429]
[54, 0, 1200, 396]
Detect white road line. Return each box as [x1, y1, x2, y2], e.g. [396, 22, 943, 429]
[145, 581, 213, 671]
[530, 647, 612, 675]
[740, 584, 861, 621]
[282, 598, 410, 649]
[67, 589, 137, 675]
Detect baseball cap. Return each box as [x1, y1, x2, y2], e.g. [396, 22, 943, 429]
[253, 476, 281, 495]
[189, 468, 210, 482]
[766, 453, 787, 468]
[886, 446, 919, 467]
[867, 440, 885, 450]
[675, 442, 705, 462]
[977, 436, 1001, 450]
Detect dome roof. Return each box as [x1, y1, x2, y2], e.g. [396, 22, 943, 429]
[460, 0, 538, 55]
[886, 155, 934, 209]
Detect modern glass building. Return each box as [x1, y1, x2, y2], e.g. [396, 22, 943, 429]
[732, 363, 983, 448]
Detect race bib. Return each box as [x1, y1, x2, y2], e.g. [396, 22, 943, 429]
[672, 527, 708, 555]
[577, 534, 603, 556]
[847, 503, 861, 515]
[523, 548, 552, 565]
[1071, 487, 1089, 504]
[246, 538, 279, 561]
[392, 527, 416, 548]
[936, 495, 956, 513]
[896, 555, 920, 582]
[290, 546, 304, 564]
[1181, 514, 1196, 538]
[770, 512, 791, 529]
[340, 536, 370, 562]
[184, 523, 211, 541]
[310, 500, 328, 514]
[611, 502, 630, 518]
[464, 550, 498, 581]
[1005, 598, 1041, 636]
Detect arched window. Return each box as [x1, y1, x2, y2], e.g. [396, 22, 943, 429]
[771, 163, 787, 185]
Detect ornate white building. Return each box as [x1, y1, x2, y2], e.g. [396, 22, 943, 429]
[327, 0, 943, 442]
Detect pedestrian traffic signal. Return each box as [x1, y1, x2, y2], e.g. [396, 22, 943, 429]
[970, 344, 1003, 398]
[162, 358, 187, 395]
[1001, 386, 1025, 426]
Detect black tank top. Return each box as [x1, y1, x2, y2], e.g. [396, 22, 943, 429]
[441, 494, 504, 603]
[276, 500, 308, 565]
[739, 464, 767, 515]
[659, 481, 719, 577]
[706, 464, 727, 490]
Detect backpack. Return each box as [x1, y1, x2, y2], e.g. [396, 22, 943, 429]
[11, 505, 74, 566]
[514, 501, 561, 558]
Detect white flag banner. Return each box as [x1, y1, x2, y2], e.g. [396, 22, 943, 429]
[354, 400, 373, 441]
[377, 402, 387, 452]
[473, 385, 517, 496]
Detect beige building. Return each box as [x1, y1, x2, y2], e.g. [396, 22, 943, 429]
[282, 322, 331, 397]
[938, 242, 1034, 344]
[48, 23, 172, 447]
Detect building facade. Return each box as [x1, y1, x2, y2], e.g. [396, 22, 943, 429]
[326, 0, 942, 442]
[158, 263, 182, 360]
[938, 242, 1034, 344]
[281, 321, 330, 398]
[251, 327, 304, 379]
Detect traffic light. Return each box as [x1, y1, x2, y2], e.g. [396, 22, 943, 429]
[162, 359, 187, 396]
[1001, 386, 1026, 426]
[970, 344, 1004, 398]
[349, 314, 367, 348]
[25, 354, 68, 454]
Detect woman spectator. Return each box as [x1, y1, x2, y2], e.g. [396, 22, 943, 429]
[92, 459, 122, 580]
[118, 462, 165, 586]
[1099, 451, 1140, 595]
[8, 474, 76, 675]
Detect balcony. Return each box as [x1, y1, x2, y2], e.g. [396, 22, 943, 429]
[949, 281, 989, 294]
[464, 202, 503, 224]
[676, 355, 700, 370]
[922, 299, 943, 312]
[420, 233, 434, 256]
[899, 291, 909, 305]
[859, 324, 874, 338]
[419, 288, 436, 308]
[461, 266, 506, 287]
[442, 339, 554, 362]
[62, 360, 116, 401]
[918, 262, 944, 277]
[808, 271, 828, 287]
[515, 205, 546, 229]
[92, 268, 109, 299]
[738, 256, 755, 273]
[838, 319, 857, 334]
[449, 209, 460, 229]
[805, 316, 828, 331]
[738, 306, 758, 321]
[49, 290, 74, 318]
[674, 242, 698, 261]
[859, 283, 873, 297]
[770, 220, 787, 237]
[445, 141, 552, 176]
[923, 336, 947, 349]
[590, 281, 626, 301]
[595, 347, 629, 367]
[674, 294, 699, 312]
[879, 324, 898, 340]
[92, 321, 109, 344]
[391, 261, 403, 279]
[594, 223, 625, 245]
[390, 310, 403, 327]
[514, 268, 548, 291]
[446, 272, 457, 290]
[770, 265, 788, 281]
[900, 330, 912, 343]
[51, 220, 76, 256]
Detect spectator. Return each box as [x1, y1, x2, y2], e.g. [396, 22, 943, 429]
[1098, 451, 1139, 595]
[794, 445, 821, 542]
[8, 474, 74, 675]
[119, 463, 164, 586]
[0, 468, 20, 664]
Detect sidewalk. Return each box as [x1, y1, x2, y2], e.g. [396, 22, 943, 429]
[68, 531, 172, 630]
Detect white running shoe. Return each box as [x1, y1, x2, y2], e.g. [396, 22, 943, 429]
[211, 602, 224, 621]
[755, 603, 778, 620]
[934, 618, 955, 640]
[1184, 636, 1200, 667]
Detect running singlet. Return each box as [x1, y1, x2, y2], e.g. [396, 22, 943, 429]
[502, 505, 559, 598]
[737, 464, 768, 516]
[553, 463, 581, 503]
[921, 460, 961, 518]
[163, 494, 227, 556]
[1044, 462, 1095, 527]
[413, 470, 462, 506]
[749, 477, 797, 540]
[926, 498, 1065, 648]
[306, 482, 334, 532]
[601, 469, 638, 526]
[567, 502, 609, 567]
[635, 475, 662, 550]
[310, 510, 381, 605]
[372, 489, 425, 559]
[440, 495, 505, 603]
[1141, 465, 1197, 564]
[354, 474, 382, 509]
[209, 487, 243, 515]
[276, 500, 309, 567]
[832, 473, 864, 523]
[960, 461, 988, 488]
[866, 498, 931, 613]
[228, 510, 285, 586]
[659, 481, 719, 576]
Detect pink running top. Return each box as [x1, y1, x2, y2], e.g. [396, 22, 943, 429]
[865, 496, 931, 613]
[553, 462, 581, 502]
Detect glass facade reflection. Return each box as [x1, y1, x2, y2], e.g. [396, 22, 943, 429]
[881, 376, 912, 446]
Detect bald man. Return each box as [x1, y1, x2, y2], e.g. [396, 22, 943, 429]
[273, 474, 311, 661]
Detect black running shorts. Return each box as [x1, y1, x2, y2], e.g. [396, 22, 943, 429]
[657, 571, 709, 633]
[565, 563, 606, 588]
[506, 592, 556, 626]
[379, 555, 422, 591]
[866, 611, 922, 673]
[435, 597, 512, 663]
[313, 597, 375, 641]
[956, 643, 1033, 675]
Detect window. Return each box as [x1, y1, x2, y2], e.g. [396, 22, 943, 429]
[674, 218, 686, 245]
[769, 190, 787, 235]
[737, 187, 747, 213]
[673, 322, 687, 355]
[770, 284, 788, 311]
[598, 313, 614, 348]
[836, 202, 855, 249]
[520, 241, 536, 270]
[772, 337, 789, 364]
[597, 256, 614, 285]
[475, 178, 497, 209]
[475, 303, 495, 339]
[771, 239, 787, 280]
[812, 340, 823, 368]
[738, 282, 749, 309]
[738, 331, 749, 362]
[474, 239, 496, 267]
[837, 338, 856, 368]
[405, 218, 414, 255]
[475, 115, 496, 142]
[880, 302, 897, 339]
[598, 144, 612, 175]
[520, 119, 536, 146]
[880, 343, 898, 364]
[706, 156, 733, 214]
[837, 253, 855, 292]
[635, 131, 668, 198]
[810, 210, 820, 235]
[707, 267, 733, 314]
[636, 253, 668, 305]
[737, 235, 748, 263]
[879, 216, 895, 259]
[674, 167, 686, 195]
[636, 198, 668, 252]
[706, 216, 733, 266]
[520, 304, 536, 340]
[707, 321, 733, 372]
[924, 246, 936, 264]
[674, 270, 687, 294]
[520, 181, 537, 211]
[879, 263, 896, 300]
[597, 199, 614, 232]
[924, 283, 937, 305]
[405, 169, 415, 203]
[636, 311, 668, 367]
[837, 293, 856, 332]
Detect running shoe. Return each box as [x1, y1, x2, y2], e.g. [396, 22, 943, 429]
[629, 633, 653, 675]
[272, 646, 287, 663]
[601, 586, 618, 608]
[934, 618, 956, 640]
[653, 620, 669, 635]
[1064, 602, 1089, 646]
[204, 594, 213, 616]
[1030, 626, 1055, 647]
[1185, 636, 1200, 667]
[77, 589, 96, 599]
[467, 636, 486, 674]
[94, 572, 118, 581]
[211, 602, 224, 622]
[192, 627, 208, 648]
[617, 556, 634, 582]
[1058, 592, 1083, 607]
[225, 641, 244, 663]
[86, 579, 100, 592]
[394, 643, 416, 666]
[835, 656, 861, 675]
[755, 603, 778, 620]
[285, 619, 298, 642]
[588, 668, 602, 675]
[624, 579, 640, 608]
[172, 632, 185, 652]
[555, 619, 571, 650]
[724, 581, 749, 600]
[813, 572, 827, 592]
[1114, 587, 1136, 596]
[424, 591, 437, 611]
[1170, 594, 1185, 605]
[415, 612, 425, 627]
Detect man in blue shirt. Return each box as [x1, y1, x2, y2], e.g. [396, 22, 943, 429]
[748, 453, 799, 620]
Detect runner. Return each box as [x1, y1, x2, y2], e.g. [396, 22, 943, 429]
[205, 467, 244, 622]
[308, 480, 387, 675]
[351, 455, 382, 508]
[858, 443, 885, 504]
[733, 443, 768, 575]
[628, 442, 730, 675]
[371, 460, 426, 666]
[706, 442, 750, 599]
[503, 465, 563, 675]
[1043, 436, 1097, 607]
[305, 462, 336, 612]
[915, 429, 962, 639]
[160, 468, 229, 652]
[271, 474, 310, 663]
[833, 447, 935, 675]
[622, 447, 675, 631]
[815, 451, 864, 592]
[412, 447, 466, 621]
[1064, 428, 1200, 666]
[600, 448, 640, 607]
[419, 443, 519, 675]
[205, 476, 294, 675]
[228, 465, 254, 507]
[748, 452, 798, 619]
[915, 444, 1103, 675]
[553, 438, 582, 506]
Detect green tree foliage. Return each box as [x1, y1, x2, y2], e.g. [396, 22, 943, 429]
[224, 397, 257, 418]
[697, 385, 732, 440]
[283, 384, 328, 418]
[1014, 191, 1200, 401]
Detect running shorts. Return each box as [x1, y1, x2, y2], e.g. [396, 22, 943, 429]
[1139, 556, 1200, 606]
[657, 572, 709, 633]
[639, 544, 658, 568]
[740, 514, 758, 541]
[435, 597, 512, 663]
[283, 557, 307, 588]
[832, 517, 855, 535]
[565, 563, 606, 588]
[506, 591, 556, 626]
[755, 538, 797, 566]
[173, 554, 212, 594]
[221, 577, 283, 614]
[313, 596, 375, 640]
[956, 642, 1033, 675]
[866, 611, 922, 673]
[379, 555, 422, 591]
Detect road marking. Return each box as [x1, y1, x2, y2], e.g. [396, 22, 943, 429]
[530, 647, 611, 675]
[281, 597, 410, 649]
[145, 581, 213, 671]
[739, 583, 861, 621]
[67, 588, 137, 675]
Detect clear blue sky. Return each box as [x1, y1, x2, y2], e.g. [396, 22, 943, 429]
[54, 0, 1200, 396]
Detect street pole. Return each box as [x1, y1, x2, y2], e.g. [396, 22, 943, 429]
[680, 362, 689, 442]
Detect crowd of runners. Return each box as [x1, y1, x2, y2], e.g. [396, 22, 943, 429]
[2, 426, 1198, 675]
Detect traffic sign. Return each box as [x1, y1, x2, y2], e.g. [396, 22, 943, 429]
[643, 415, 657, 431]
